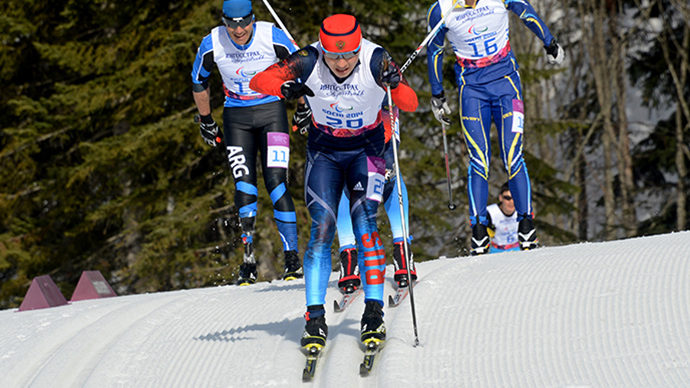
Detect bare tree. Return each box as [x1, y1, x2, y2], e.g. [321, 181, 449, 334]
[633, 0, 690, 230]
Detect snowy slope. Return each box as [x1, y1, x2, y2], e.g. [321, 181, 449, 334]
[2, 232, 690, 387]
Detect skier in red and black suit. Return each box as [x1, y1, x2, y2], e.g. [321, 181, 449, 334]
[250, 14, 417, 351]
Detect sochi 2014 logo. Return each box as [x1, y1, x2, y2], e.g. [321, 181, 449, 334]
[330, 102, 354, 113]
[235, 67, 257, 77]
[468, 24, 489, 35]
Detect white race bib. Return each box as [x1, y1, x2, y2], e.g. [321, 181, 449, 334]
[266, 132, 289, 169]
[511, 99, 524, 134]
[366, 157, 385, 202]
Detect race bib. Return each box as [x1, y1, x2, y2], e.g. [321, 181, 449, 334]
[366, 157, 385, 202]
[511, 99, 524, 134]
[266, 133, 289, 169]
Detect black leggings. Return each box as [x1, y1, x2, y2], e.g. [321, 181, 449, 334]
[222, 100, 298, 251]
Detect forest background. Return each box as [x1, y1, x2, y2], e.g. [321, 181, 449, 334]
[0, 0, 688, 309]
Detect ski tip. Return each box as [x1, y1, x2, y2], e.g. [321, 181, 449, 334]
[333, 299, 342, 313]
[302, 370, 313, 382]
[359, 363, 370, 376]
[387, 295, 396, 308]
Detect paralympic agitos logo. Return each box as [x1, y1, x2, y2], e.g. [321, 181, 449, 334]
[329, 102, 354, 113]
[468, 24, 489, 35]
[235, 67, 258, 77]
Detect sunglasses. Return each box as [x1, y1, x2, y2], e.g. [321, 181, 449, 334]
[502, 195, 513, 201]
[322, 46, 361, 60]
[223, 13, 254, 29]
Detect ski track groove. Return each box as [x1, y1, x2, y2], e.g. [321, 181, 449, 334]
[404, 236, 690, 387]
[13, 292, 190, 388]
[3, 232, 690, 387]
[313, 271, 371, 388]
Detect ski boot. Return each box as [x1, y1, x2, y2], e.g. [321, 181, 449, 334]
[338, 248, 361, 294]
[392, 241, 417, 288]
[236, 242, 257, 286]
[360, 301, 386, 346]
[518, 215, 539, 250]
[470, 223, 491, 256]
[301, 306, 328, 350]
[283, 250, 303, 281]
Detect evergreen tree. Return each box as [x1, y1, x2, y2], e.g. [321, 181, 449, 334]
[0, 0, 602, 309]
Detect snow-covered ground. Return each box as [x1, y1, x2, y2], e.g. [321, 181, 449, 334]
[2, 232, 690, 387]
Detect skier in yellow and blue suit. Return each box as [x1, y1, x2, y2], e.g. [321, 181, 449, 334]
[426, 0, 564, 255]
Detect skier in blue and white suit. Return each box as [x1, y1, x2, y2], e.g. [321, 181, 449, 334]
[191, 0, 302, 285]
[426, 0, 564, 255]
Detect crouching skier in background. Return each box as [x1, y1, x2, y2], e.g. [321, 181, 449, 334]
[487, 182, 520, 253]
[250, 14, 418, 351]
[335, 99, 417, 296]
[191, 0, 303, 285]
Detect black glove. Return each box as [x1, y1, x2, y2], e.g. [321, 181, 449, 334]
[292, 103, 312, 134]
[281, 81, 315, 101]
[380, 66, 401, 89]
[545, 38, 564, 65]
[430, 92, 451, 126]
[195, 114, 222, 147]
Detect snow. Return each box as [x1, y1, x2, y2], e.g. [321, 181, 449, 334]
[2, 232, 690, 387]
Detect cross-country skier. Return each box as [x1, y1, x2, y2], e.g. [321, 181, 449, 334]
[250, 14, 418, 351]
[426, 0, 564, 255]
[191, 0, 303, 285]
[336, 100, 417, 295]
[485, 182, 520, 253]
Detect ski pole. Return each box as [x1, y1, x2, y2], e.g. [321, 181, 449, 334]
[385, 83, 420, 347]
[399, 0, 465, 75]
[441, 121, 456, 210]
[261, 0, 299, 50]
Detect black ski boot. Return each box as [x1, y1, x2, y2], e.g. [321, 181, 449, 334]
[283, 250, 303, 280]
[470, 223, 490, 256]
[301, 306, 328, 350]
[392, 242, 417, 288]
[518, 215, 539, 250]
[360, 301, 386, 346]
[337, 248, 361, 294]
[237, 242, 257, 286]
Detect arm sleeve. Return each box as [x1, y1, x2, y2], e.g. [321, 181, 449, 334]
[369, 48, 418, 113]
[390, 83, 418, 113]
[191, 34, 215, 92]
[249, 46, 318, 97]
[505, 0, 555, 47]
[426, 2, 448, 96]
[272, 25, 298, 60]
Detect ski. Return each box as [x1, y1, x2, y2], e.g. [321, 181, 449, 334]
[333, 288, 363, 312]
[387, 281, 418, 308]
[302, 346, 322, 382]
[359, 341, 383, 376]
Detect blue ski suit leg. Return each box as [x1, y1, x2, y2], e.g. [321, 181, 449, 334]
[459, 71, 533, 226]
[336, 188, 357, 251]
[304, 132, 387, 307]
